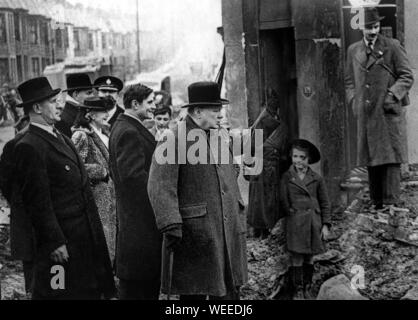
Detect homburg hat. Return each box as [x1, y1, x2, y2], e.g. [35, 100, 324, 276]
[182, 82, 229, 108]
[17, 77, 61, 108]
[64, 73, 97, 92]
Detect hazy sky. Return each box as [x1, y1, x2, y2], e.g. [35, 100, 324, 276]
[66, 0, 224, 84]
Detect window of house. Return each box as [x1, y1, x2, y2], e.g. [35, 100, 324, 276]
[24, 56, 28, 78]
[0, 58, 9, 85]
[32, 57, 40, 76]
[55, 28, 63, 48]
[74, 30, 80, 50]
[102, 33, 107, 49]
[29, 19, 38, 45]
[0, 13, 7, 44]
[64, 27, 69, 48]
[14, 13, 21, 41]
[10, 57, 17, 84]
[17, 55, 23, 83]
[41, 22, 49, 45]
[88, 33, 94, 50]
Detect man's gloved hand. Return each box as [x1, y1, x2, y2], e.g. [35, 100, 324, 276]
[164, 225, 182, 252]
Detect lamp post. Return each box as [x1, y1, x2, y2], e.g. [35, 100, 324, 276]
[136, 0, 141, 73]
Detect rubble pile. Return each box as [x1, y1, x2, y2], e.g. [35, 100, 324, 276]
[243, 180, 418, 300]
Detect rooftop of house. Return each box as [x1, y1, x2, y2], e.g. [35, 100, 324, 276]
[0, 0, 136, 34]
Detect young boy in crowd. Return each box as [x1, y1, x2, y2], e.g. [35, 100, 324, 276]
[150, 106, 172, 141]
[280, 139, 331, 299]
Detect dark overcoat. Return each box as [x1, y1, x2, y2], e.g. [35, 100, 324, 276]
[0, 128, 34, 262]
[345, 35, 414, 167]
[72, 128, 116, 263]
[14, 125, 115, 299]
[280, 166, 331, 255]
[109, 114, 162, 282]
[55, 101, 79, 138]
[245, 110, 290, 229]
[148, 116, 248, 297]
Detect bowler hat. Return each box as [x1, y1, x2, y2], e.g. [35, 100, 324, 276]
[17, 77, 61, 108]
[64, 73, 97, 92]
[94, 76, 124, 92]
[291, 139, 321, 164]
[182, 82, 229, 108]
[80, 96, 115, 112]
[362, 7, 385, 27]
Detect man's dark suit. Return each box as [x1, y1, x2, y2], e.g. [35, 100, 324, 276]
[109, 114, 162, 300]
[14, 124, 115, 299]
[55, 101, 79, 138]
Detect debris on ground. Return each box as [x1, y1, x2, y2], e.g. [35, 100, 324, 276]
[316, 274, 368, 300]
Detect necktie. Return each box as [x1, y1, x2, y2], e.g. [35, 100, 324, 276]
[367, 41, 373, 57]
[53, 128, 66, 144]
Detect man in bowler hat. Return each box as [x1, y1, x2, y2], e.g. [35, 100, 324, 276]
[11, 77, 115, 300]
[94, 76, 124, 128]
[345, 7, 414, 210]
[148, 81, 248, 300]
[55, 73, 96, 137]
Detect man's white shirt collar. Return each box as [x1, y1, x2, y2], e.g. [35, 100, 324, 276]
[364, 37, 377, 49]
[31, 122, 56, 137]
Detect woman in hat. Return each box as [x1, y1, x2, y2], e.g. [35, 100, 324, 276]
[71, 97, 117, 264]
[280, 139, 331, 300]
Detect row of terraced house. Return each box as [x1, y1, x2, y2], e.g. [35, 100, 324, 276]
[0, 0, 161, 88]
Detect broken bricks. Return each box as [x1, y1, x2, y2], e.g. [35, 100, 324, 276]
[394, 227, 418, 247]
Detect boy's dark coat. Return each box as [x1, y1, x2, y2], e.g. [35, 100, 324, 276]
[280, 166, 331, 255]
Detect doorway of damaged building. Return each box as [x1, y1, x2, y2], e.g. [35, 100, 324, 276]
[240, 0, 405, 206]
[252, 0, 299, 154]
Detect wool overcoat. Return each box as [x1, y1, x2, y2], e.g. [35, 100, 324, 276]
[280, 166, 331, 255]
[14, 125, 115, 299]
[148, 116, 248, 297]
[72, 127, 116, 263]
[345, 35, 414, 167]
[109, 114, 162, 282]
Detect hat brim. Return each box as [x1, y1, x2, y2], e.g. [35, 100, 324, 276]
[62, 85, 99, 92]
[97, 86, 120, 92]
[362, 16, 385, 27]
[291, 139, 321, 164]
[181, 99, 229, 109]
[79, 105, 115, 112]
[17, 88, 62, 108]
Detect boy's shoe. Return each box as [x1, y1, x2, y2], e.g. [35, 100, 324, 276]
[293, 286, 305, 300]
[291, 266, 305, 300]
[303, 264, 315, 300]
